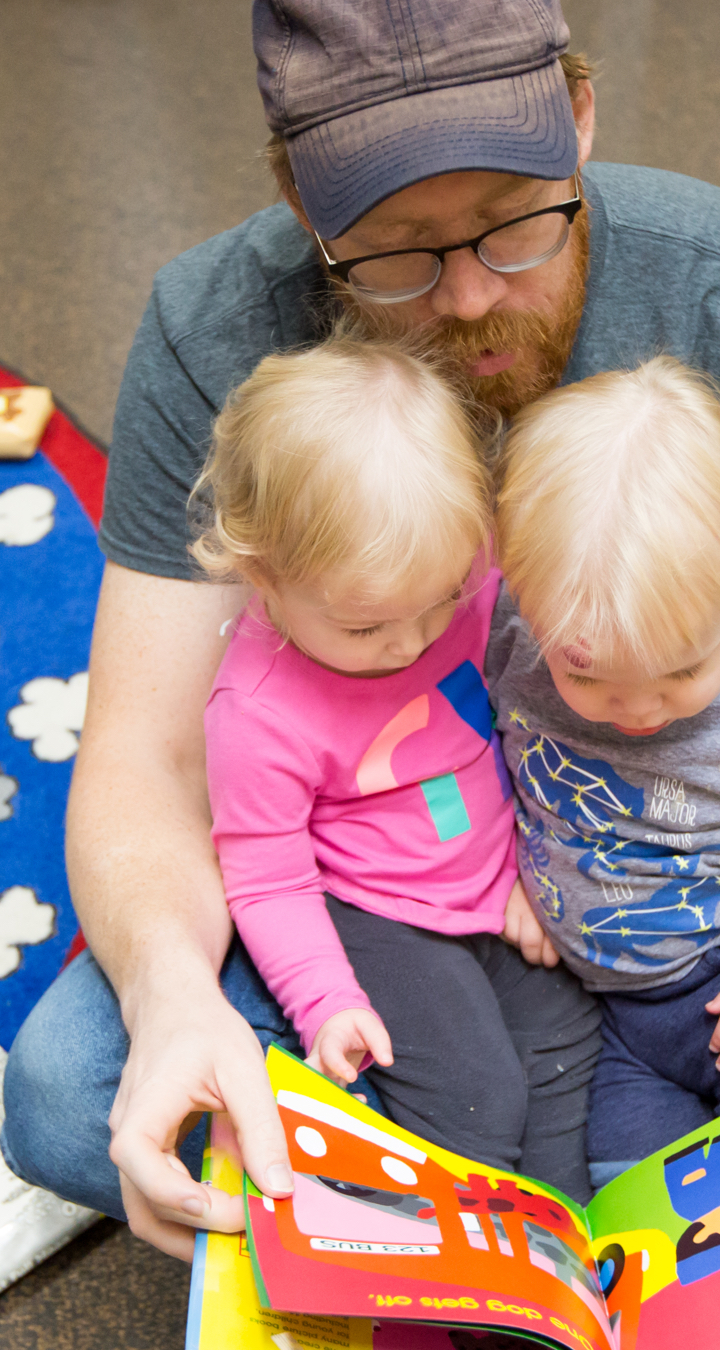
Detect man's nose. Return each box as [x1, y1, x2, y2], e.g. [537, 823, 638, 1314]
[429, 247, 509, 321]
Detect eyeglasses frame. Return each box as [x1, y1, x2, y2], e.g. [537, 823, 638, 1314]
[315, 175, 582, 297]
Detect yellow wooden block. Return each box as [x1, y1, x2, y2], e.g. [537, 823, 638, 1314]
[0, 387, 54, 459]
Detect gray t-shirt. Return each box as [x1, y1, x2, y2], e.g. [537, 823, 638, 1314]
[99, 162, 720, 580]
[485, 585, 720, 992]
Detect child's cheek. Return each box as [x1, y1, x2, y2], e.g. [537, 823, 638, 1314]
[558, 681, 599, 722]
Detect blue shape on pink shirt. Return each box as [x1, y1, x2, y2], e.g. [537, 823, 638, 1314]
[437, 661, 492, 740]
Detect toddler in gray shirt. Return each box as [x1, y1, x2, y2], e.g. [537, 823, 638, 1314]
[486, 356, 720, 1185]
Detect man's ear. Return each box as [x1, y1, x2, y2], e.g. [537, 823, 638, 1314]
[572, 80, 595, 170]
[282, 183, 314, 235]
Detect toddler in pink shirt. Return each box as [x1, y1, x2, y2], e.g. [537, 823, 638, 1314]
[194, 336, 600, 1201]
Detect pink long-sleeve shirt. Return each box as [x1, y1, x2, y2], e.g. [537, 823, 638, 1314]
[205, 569, 516, 1053]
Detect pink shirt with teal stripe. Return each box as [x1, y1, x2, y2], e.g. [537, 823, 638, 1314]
[205, 568, 516, 1053]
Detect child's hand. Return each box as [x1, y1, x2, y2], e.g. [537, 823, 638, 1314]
[706, 992, 720, 1066]
[307, 1009, 393, 1089]
[503, 879, 560, 968]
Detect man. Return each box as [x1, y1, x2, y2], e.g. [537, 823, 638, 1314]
[4, 0, 720, 1260]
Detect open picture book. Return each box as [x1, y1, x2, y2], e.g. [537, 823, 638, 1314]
[186, 1045, 720, 1350]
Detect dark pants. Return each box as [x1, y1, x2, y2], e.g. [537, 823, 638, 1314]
[326, 896, 602, 1204]
[588, 947, 720, 1165]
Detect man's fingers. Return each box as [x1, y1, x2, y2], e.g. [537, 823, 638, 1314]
[121, 1173, 202, 1262]
[220, 1059, 295, 1198]
[111, 1130, 214, 1222]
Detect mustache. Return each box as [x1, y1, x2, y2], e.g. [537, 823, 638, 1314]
[406, 308, 564, 362]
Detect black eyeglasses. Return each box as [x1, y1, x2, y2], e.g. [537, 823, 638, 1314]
[315, 176, 582, 305]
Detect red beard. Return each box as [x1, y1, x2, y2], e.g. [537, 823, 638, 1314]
[334, 201, 590, 419]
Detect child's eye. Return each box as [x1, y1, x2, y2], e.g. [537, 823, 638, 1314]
[566, 673, 596, 688]
[668, 662, 703, 681]
[344, 625, 382, 638]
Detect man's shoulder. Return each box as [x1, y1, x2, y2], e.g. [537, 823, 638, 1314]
[585, 161, 720, 255]
[569, 164, 720, 385]
[151, 203, 324, 349]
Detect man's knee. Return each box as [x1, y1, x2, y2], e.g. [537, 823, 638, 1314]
[2, 950, 127, 1216]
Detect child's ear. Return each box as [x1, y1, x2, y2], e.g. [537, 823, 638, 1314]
[243, 563, 275, 602]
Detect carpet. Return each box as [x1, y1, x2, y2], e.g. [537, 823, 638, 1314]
[0, 364, 106, 1051]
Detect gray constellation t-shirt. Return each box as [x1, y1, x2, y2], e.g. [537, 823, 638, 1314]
[99, 162, 720, 580]
[485, 585, 720, 992]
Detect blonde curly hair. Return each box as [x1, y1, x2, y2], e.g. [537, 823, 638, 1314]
[191, 335, 494, 600]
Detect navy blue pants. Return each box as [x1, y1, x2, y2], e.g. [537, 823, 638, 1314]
[588, 947, 720, 1165]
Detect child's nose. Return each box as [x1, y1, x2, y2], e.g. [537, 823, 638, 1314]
[387, 625, 426, 661]
[613, 687, 663, 715]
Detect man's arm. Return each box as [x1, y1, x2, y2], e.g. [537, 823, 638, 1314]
[66, 560, 294, 1260]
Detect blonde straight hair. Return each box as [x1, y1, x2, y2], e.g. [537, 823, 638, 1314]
[191, 335, 493, 600]
[495, 356, 720, 672]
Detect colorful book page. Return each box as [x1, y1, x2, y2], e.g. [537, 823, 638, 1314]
[186, 1112, 373, 1350]
[587, 1117, 720, 1350]
[244, 1048, 615, 1350]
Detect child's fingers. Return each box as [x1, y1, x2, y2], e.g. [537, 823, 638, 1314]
[308, 1010, 393, 1087]
[520, 930, 543, 964]
[305, 1045, 349, 1088]
[541, 934, 561, 967]
[516, 911, 545, 964]
[315, 1032, 360, 1085]
[360, 1014, 394, 1068]
[503, 912, 521, 947]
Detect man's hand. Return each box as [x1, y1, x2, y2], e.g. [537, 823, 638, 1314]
[707, 992, 720, 1067]
[503, 879, 560, 968]
[307, 1009, 393, 1088]
[66, 564, 295, 1260]
[108, 983, 295, 1261]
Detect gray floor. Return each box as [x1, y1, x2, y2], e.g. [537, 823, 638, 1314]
[1, 0, 720, 1345]
[0, 0, 719, 447]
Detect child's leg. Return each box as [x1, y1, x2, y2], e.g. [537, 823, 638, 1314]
[587, 948, 720, 1171]
[325, 897, 600, 1201]
[465, 934, 601, 1203]
[326, 897, 528, 1171]
[587, 1018, 713, 1172]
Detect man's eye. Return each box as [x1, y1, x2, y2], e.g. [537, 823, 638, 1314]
[345, 625, 382, 637]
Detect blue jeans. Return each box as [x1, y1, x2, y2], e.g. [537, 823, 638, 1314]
[0, 938, 381, 1220]
[2, 926, 604, 1214]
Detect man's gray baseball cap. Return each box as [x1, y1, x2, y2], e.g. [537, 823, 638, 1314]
[253, 0, 578, 240]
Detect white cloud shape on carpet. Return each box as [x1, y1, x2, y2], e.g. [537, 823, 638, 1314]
[0, 886, 55, 979]
[8, 673, 89, 762]
[0, 484, 56, 546]
[0, 775, 18, 822]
